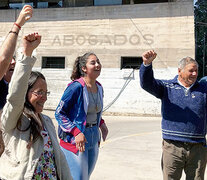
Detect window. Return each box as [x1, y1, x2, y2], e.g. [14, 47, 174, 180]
[94, 0, 122, 6]
[42, 57, 65, 69]
[8, 1, 61, 9]
[122, 0, 169, 4]
[63, 0, 93, 7]
[0, 0, 9, 9]
[121, 56, 142, 69]
[9, 3, 33, 9]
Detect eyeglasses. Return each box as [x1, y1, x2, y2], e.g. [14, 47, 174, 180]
[31, 91, 50, 97]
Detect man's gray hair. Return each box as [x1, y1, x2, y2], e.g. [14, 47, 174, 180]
[178, 57, 198, 70]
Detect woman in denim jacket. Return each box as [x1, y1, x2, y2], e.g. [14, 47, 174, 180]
[55, 52, 108, 180]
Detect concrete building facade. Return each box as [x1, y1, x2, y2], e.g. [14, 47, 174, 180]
[0, 0, 194, 115]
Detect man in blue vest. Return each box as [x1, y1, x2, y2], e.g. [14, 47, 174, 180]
[0, 5, 33, 156]
[139, 50, 207, 180]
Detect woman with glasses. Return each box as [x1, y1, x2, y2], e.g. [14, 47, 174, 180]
[0, 33, 72, 180]
[55, 52, 108, 180]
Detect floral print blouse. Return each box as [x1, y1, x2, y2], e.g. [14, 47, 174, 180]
[32, 128, 57, 180]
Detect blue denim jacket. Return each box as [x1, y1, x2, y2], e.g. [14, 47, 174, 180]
[55, 77, 103, 145]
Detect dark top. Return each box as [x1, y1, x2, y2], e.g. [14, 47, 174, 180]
[0, 78, 8, 109]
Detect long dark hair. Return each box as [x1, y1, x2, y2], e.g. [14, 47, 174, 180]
[70, 52, 97, 80]
[25, 71, 46, 111]
[17, 71, 46, 148]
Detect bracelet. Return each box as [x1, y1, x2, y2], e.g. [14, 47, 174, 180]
[14, 22, 21, 30]
[9, 31, 18, 35]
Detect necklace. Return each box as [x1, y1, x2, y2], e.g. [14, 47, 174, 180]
[84, 79, 99, 111]
[89, 90, 99, 112]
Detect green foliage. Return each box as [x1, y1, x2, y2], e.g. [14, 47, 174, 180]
[195, 0, 207, 79]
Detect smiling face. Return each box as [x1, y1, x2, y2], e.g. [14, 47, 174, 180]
[27, 77, 47, 114]
[178, 63, 198, 87]
[82, 54, 102, 80]
[4, 58, 16, 83]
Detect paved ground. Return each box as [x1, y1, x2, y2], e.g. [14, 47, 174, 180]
[43, 110, 207, 180]
[90, 115, 162, 180]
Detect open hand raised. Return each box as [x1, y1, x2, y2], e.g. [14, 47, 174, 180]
[15, 5, 33, 27]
